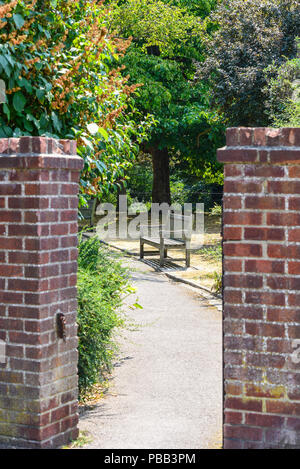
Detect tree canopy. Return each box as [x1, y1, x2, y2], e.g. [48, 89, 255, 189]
[201, 0, 300, 126]
[0, 0, 154, 205]
[110, 0, 224, 202]
[1, 0, 299, 208]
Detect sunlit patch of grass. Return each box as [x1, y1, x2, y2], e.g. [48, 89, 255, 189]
[195, 243, 222, 262]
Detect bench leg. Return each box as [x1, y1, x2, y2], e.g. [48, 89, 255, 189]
[140, 240, 144, 259]
[164, 248, 168, 259]
[160, 244, 165, 267]
[186, 249, 191, 268]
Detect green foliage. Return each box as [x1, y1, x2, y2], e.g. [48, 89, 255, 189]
[0, 0, 154, 205]
[77, 236, 132, 397]
[170, 179, 186, 206]
[201, 0, 300, 126]
[264, 51, 300, 127]
[78, 235, 103, 272]
[126, 157, 153, 202]
[197, 243, 222, 261]
[126, 159, 223, 209]
[76, 110, 155, 205]
[110, 0, 203, 57]
[110, 0, 225, 184]
[166, 0, 218, 18]
[276, 101, 300, 127]
[0, 0, 55, 137]
[209, 203, 222, 216]
[184, 180, 222, 210]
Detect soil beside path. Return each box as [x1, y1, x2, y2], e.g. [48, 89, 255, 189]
[79, 257, 222, 449]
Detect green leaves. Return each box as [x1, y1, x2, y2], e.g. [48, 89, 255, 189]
[51, 111, 62, 132]
[36, 88, 45, 103]
[77, 236, 133, 396]
[264, 53, 300, 127]
[3, 103, 10, 121]
[18, 78, 32, 93]
[201, 0, 300, 126]
[111, 0, 204, 57]
[97, 127, 109, 141]
[0, 55, 10, 77]
[12, 91, 26, 113]
[0, 0, 153, 204]
[110, 0, 223, 182]
[0, 56, 8, 69]
[13, 14, 25, 30]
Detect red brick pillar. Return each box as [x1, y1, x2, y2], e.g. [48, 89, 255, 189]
[219, 127, 300, 449]
[0, 137, 83, 448]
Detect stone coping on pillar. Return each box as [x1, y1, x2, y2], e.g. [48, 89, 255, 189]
[218, 128, 300, 165]
[0, 137, 83, 170]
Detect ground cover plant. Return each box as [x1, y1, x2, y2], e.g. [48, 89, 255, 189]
[77, 235, 135, 398]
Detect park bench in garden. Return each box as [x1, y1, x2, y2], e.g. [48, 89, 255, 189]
[140, 212, 193, 268]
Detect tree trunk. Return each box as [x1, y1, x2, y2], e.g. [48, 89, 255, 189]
[150, 147, 171, 205]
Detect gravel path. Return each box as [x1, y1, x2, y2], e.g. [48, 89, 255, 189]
[79, 258, 222, 449]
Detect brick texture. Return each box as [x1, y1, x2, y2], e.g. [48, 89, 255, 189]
[219, 127, 300, 449]
[0, 137, 83, 448]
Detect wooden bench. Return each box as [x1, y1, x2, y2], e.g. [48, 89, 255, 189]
[140, 212, 193, 267]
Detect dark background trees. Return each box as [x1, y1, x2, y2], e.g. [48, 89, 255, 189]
[201, 0, 300, 126]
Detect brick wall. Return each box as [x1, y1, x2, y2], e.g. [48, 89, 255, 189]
[219, 127, 300, 449]
[0, 137, 83, 448]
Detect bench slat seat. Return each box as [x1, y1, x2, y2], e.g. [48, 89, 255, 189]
[140, 212, 192, 267]
[141, 237, 185, 247]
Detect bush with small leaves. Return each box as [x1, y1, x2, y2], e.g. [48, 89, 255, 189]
[264, 43, 300, 127]
[77, 236, 133, 397]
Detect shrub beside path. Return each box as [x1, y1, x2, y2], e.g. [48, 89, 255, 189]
[79, 257, 222, 449]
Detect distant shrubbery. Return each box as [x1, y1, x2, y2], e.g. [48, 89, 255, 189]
[77, 236, 133, 398]
[125, 160, 222, 211]
[0, 0, 153, 208]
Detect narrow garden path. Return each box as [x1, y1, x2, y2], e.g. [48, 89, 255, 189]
[79, 257, 222, 449]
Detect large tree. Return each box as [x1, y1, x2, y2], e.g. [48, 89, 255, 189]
[110, 0, 223, 204]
